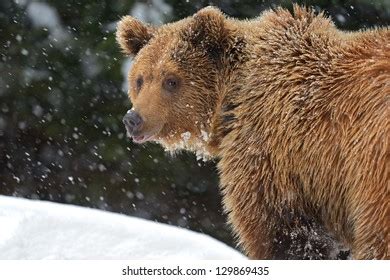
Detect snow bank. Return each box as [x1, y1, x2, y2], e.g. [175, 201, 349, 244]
[0, 195, 244, 260]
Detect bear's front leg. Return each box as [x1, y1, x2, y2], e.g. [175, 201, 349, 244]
[222, 186, 277, 259]
[219, 155, 283, 259]
[219, 156, 337, 259]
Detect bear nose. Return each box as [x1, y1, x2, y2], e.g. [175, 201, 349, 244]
[123, 110, 143, 135]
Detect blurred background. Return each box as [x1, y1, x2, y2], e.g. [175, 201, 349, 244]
[1, 0, 389, 249]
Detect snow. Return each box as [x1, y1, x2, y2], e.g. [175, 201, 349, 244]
[181, 131, 192, 142]
[121, 58, 133, 92]
[131, 0, 172, 25]
[26, 2, 61, 29]
[0, 195, 245, 260]
[26, 2, 69, 44]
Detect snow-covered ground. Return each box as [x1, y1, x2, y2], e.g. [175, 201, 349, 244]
[0, 195, 244, 260]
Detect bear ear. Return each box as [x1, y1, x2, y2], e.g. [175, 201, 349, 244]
[116, 16, 155, 56]
[184, 6, 229, 60]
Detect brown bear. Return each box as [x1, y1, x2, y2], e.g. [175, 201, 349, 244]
[116, 5, 389, 259]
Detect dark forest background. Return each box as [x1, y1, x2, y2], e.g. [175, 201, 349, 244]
[1, 0, 389, 248]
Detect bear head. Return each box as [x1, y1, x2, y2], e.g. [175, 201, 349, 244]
[117, 7, 243, 158]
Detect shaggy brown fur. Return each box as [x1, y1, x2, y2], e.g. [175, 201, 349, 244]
[116, 5, 389, 259]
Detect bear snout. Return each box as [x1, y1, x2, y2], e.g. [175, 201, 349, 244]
[123, 110, 144, 136]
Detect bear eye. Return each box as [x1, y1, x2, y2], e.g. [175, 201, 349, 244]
[136, 76, 143, 92]
[163, 76, 180, 92]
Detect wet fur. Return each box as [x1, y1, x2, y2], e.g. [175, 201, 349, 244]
[117, 5, 389, 259]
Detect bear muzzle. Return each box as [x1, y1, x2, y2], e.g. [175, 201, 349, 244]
[123, 110, 145, 141]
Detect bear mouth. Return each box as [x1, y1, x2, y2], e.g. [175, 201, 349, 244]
[127, 125, 163, 144]
[131, 134, 155, 144]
